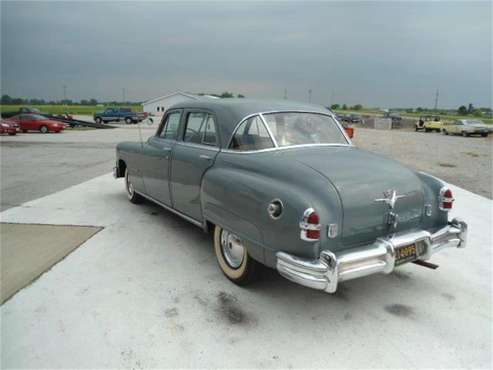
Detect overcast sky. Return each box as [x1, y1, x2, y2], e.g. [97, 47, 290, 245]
[1, 1, 491, 108]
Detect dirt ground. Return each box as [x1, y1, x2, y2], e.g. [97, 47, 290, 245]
[353, 128, 492, 199]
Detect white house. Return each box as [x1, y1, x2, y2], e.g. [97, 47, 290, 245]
[142, 91, 199, 116]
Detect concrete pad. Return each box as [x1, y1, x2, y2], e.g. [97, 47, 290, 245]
[0, 174, 491, 368]
[1, 223, 102, 304]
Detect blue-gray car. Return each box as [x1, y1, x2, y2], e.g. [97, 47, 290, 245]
[114, 99, 467, 293]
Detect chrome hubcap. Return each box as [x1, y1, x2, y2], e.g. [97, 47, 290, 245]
[220, 230, 245, 269]
[125, 172, 134, 197]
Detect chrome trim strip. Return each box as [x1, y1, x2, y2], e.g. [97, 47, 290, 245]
[175, 141, 219, 152]
[135, 190, 203, 228]
[258, 113, 279, 147]
[221, 143, 351, 155]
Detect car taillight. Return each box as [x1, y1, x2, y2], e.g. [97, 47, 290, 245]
[300, 208, 321, 241]
[439, 187, 454, 211]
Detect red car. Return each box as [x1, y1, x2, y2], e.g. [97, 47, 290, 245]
[10, 114, 66, 133]
[0, 119, 19, 135]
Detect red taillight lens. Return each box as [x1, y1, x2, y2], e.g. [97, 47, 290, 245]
[439, 187, 454, 211]
[300, 209, 321, 241]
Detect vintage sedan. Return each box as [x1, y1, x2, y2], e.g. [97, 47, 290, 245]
[9, 114, 66, 133]
[114, 100, 467, 293]
[442, 119, 491, 137]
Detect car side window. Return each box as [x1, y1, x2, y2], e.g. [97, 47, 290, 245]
[158, 111, 181, 139]
[202, 115, 217, 146]
[229, 115, 275, 151]
[184, 112, 207, 143]
[183, 112, 218, 146]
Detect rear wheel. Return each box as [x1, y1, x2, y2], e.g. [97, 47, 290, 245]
[481, 133, 488, 137]
[213, 225, 259, 285]
[125, 168, 144, 204]
[8, 132, 16, 136]
[443, 130, 448, 135]
[125, 117, 132, 124]
[95, 117, 102, 124]
[39, 125, 49, 134]
[462, 131, 469, 137]
[22, 130, 28, 133]
[425, 128, 430, 132]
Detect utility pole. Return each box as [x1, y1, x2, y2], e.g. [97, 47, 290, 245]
[283, 88, 288, 100]
[308, 89, 312, 103]
[434, 88, 439, 111]
[122, 88, 126, 103]
[62, 85, 67, 103]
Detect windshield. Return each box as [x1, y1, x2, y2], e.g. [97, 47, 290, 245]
[262, 112, 348, 147]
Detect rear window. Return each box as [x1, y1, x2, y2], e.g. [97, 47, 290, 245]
[262, 112, 348, 147]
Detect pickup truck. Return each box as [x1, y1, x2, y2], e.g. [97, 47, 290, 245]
[94, 107, 145, 124]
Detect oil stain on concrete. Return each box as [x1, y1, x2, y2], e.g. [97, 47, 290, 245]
[384, 303, 415, 318]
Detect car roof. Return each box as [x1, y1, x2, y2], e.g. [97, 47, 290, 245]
[167, 98, 331, 145]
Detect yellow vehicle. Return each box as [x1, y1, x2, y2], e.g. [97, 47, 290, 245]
[415, 116, 443, 132]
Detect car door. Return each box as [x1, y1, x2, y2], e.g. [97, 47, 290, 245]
[450, 120, 462, 134]
[141, 109, 182, 206]
[20, 115, 35, 131]
[170, 110, 220, 221]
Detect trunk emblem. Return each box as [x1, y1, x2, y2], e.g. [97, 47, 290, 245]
[375, 190, 407, 228]
[375, 189, 406, 210]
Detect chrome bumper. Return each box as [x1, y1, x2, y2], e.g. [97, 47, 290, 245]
[276, 218, 467, 293]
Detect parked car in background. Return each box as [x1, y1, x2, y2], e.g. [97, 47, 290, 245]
[415, 115, 443, 132]
[9, 114, 66, 133]
[94, 107, 144, 124]
[0, 119, 19, 135]
[442, 119, 491, 137]
[349, 113, 362, 123]
[114, 99, 467, 293]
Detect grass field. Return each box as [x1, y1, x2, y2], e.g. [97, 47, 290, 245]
[0, 104, 143, 115]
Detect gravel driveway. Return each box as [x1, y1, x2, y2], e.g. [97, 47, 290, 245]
[353, 128, 492, 199]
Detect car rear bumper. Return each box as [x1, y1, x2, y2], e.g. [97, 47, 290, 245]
[276, 218, 467, 293]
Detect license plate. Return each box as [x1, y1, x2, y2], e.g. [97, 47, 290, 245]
[395, 242, 425, 266]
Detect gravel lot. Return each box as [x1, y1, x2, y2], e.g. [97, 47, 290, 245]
[353, 128, 492, 199]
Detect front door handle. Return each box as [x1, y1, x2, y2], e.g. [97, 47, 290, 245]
[199, 154, 212, 161]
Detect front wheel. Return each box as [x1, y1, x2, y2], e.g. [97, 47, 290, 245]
[213, 225, 259, 286]
[462, 131, 469, 137]
[39, 125, 49, 134]
[443, 130, 448, 135]
[95, 117, 102, 124]
[125, 117, 132, 124]
[481, 133, 488, 137]
[125, 168, 143, 204]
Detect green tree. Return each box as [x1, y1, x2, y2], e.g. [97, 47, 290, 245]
[330, 104, 340, 110]
[220, 91, 234, 98]
[1, 94, 13, 104]
[342, 104, 348, 110]
[457, 105, 468, 115]
[467, 103, 474, 114]
[237, 94, 245, 98]
[473, 109, 483, 117]
[352, 104, 363, 110]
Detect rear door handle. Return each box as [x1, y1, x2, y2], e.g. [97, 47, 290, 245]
[199, 154, 212, 161]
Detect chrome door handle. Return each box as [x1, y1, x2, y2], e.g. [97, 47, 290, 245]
[199, 154, 212, 161]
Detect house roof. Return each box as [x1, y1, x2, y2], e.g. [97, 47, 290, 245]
[142, 91, 198, 106]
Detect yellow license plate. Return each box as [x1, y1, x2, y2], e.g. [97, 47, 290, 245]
[395, 244, 418, 266]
